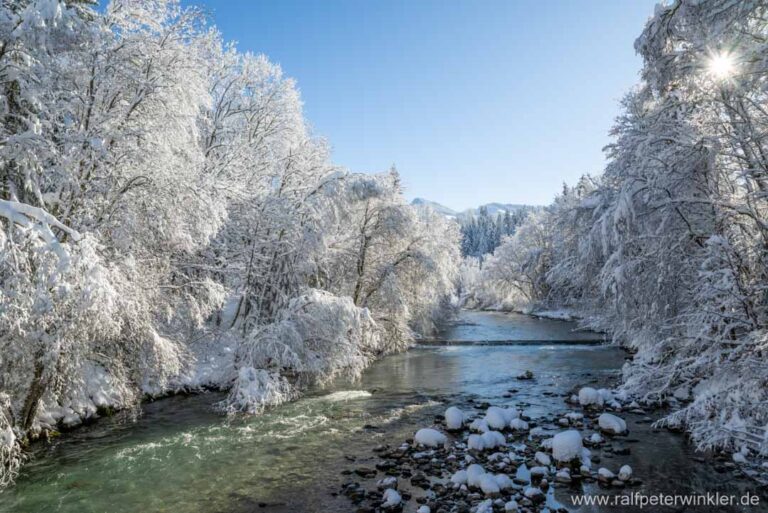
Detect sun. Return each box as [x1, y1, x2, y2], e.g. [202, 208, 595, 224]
[707, 51, 736, 80]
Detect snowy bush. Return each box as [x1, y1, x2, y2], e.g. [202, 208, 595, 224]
[225, 290, 379, 413]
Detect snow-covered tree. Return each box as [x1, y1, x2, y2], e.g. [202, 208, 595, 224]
[0, 0, 461, 484]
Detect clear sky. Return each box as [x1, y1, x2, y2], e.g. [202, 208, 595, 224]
[187, 0, 658, 210]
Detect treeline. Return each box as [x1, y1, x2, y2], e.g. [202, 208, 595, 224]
[469, 0, 768, 455]
[0, 0, 459, 484]
[459, 207, 532, 258]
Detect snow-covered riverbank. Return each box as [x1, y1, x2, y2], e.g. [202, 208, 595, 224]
[340, 387, 768, 513]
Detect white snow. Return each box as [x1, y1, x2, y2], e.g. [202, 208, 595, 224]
[535, 451, 551, 466]
[469, 430, 506, 451]
[618, 464, 633, 481]
[468, 434, 485, 451]
[377, 476, 398, 490]
[479, 473, 501, 495]
[381, 488, 402, 508]
[524, 486, 544, 499]
[414, 428, 447, 447]
[578, 387, 603, 407]
[552, 430, 584, 462]
[504, 500, 519, 512]
[445, 406, 465, 430]
[469, 418, 490, 433]
[508, 418, 529, 431]
[450, 469, 468, 485]
[476, 499, 494, 513]
[598, 468, 615, 480]
[467, 464, 486, 487]
[494, 473, 514, 490]
[485, 406, 509, 430]
[598, 413, 627, 434]
[417, 506, 431, 513]
[481, 430, 506, 449]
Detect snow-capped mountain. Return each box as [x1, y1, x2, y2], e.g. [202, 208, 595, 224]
[410, 198, 534, 218]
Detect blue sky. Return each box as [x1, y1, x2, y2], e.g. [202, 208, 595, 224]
[188, 0, 658, 210]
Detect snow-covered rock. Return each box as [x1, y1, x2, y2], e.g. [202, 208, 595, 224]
[504, 500, 519, 512]
[481, 430, 506, 449]
[529, 466, 548, 477]
[450, 469, 468, 485]
[535, 451, 551, 466]
[578, 387, 603, 407]
[598, 413, 627, 434]
[469, 418, 490, 433]
[445, 406, 464, 430]
[490, 406, 519, 426]
[468, 434, 485, 451]
[597, 388, 615, 404]
[565, 412, 584, 422]
[467, 464, 486, 487]
[381, 488, 402, 508]
[417, 506, 431, 513]
[414, 428, 447, 447]
[618, 464, 632, 481]
[494, 473, 514, 490]
[589, 433, 604, 444]
[469, 431, 506, 451]
[377, 476, 398, 490]
[479, 473, 501, 495]
[552, 430, 583, 462]
[485, 407, 509, 430]
[476, 499, 494, 513]
[733, 452, 747, 464]
[509, 418, 529, 431]
[524, 486, 544, 500]
[555, 468, 571, 483]
[598, 468, 615, 481]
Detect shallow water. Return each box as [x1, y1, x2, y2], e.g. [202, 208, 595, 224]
[1, 311, 764, 512]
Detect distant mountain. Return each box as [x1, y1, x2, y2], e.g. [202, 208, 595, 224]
[411, 198, 535, 219]
[462, 202, 531, 217]
[411, 198, 458, 217]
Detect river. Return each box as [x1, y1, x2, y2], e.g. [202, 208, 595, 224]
[0, 311, 763, 512]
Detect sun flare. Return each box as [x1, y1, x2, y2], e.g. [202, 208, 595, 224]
[707, 52, 736, 80]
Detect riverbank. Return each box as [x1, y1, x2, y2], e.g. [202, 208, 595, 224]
[338, 393, 767, 513]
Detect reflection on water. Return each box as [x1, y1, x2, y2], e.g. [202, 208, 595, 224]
[0, 311, 762, 513]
